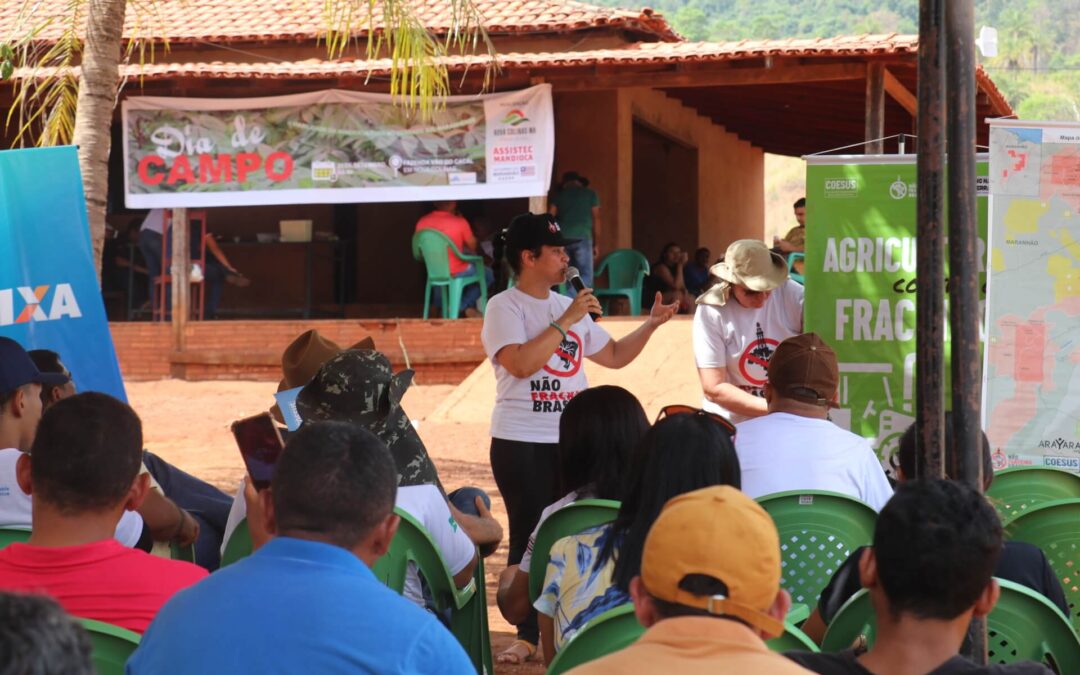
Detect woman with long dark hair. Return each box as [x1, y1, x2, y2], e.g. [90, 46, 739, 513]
[534, 408, 740, 662]
[496, 386, 648, 626]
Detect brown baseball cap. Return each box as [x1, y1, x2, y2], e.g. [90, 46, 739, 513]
[767, 332, 839, 408]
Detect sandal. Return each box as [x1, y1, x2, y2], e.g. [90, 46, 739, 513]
[496, 639, 537, 665]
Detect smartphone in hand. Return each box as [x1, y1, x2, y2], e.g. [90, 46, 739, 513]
[230, 412, 285, 491]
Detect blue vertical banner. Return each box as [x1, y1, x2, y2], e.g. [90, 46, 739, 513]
[0, 146, 126, 400]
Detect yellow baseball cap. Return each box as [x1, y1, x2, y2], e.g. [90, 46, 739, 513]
[640, 486, 785, 637]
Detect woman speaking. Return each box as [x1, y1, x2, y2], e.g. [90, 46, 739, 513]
[480, 212, 677, 663]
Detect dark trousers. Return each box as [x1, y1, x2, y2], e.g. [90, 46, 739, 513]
[490, 438, 560, 645]
[138, 228, 225, 319]
[143, 451, 233, 570]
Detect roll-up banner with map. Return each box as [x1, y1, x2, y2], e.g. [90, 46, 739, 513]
[985, 121, 1080, 474]
[121, 85, 554, 208]
[804, 155, 988, 476]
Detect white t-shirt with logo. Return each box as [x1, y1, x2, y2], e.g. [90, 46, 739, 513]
[482, 288, 611, 443]
[734, 413, 894, 511]
[140, 208, 166, 235]
[692, 280, 804, 422]
[0, 448, 145, 546]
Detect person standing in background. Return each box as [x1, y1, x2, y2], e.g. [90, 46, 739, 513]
[549, 172, 600, 288]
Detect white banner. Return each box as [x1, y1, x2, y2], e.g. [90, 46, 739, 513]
[121, 85, 554, 207]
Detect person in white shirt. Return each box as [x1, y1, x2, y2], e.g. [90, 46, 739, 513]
[693, 239, 803, 423]
[734, 333, 893, 511]
[0, 338, 147, 546]
[481, 212, 678, 663]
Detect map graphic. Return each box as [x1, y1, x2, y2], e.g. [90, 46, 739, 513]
[984, 123, 1080, 473]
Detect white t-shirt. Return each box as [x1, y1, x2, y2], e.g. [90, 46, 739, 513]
[140, 208, 166, 235]
[519, 489, 584, 572]
[481, 287, 611, 443]
[692, 280, 804, 423]
[0, 448, 146, 546]
[734, 413, 894, 511]
[220, 481, 475, 608]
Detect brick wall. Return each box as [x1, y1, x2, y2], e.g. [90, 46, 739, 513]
[110, 318, 485, 385]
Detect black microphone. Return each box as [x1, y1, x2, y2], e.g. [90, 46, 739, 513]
[566, 266, 601, 322]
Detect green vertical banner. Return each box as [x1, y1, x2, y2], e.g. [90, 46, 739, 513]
[804, 156, 988, 475]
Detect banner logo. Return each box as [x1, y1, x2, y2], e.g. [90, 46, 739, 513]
[502, 109, 529, 126]
[0, 284, 82, 326]
[824, 178, 858, 198]
[889, 177, 908, 199]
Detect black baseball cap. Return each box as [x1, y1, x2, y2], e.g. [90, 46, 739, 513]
[0, 337, 69, 394]
[505, 212, 572, 251]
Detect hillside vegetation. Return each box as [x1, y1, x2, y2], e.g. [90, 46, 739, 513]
[595, 0, 1080, 121]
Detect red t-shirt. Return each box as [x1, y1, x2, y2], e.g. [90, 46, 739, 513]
[0, 539, 208, 633]
[415, 210, 474, 275]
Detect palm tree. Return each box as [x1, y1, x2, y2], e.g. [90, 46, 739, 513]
[2, 0, 493, 276]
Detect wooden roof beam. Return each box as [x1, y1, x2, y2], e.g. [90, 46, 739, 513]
[549, 61, 866, 91]
[883, 67, 917, 116]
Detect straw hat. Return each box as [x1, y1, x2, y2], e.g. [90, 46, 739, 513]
[698, 240, 789, 306]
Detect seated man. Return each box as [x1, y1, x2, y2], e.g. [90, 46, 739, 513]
[568, 486, 811, 674]
[415, 201, 493, 318]
[800, 418, 1069, 643]
[0, 392, 207, 633]
[788, 480, 1052, 675]
[735, 333, 893, 510]
[128, 422, 474, 673]
[0, 338, 147, 550]
[28, 348, 232, 570]
[0, 591, 93, 675]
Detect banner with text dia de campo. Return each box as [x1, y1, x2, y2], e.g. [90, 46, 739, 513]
[122, 84, 554, 208]
[0, 146, 126, 401]
[803, 155, 988, 475]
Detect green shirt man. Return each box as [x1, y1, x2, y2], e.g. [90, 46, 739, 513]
[549, 172, 600, 286]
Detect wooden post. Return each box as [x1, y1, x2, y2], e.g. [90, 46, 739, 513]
[916, 0, 947, 480]
[170, 208, 190, 354]
[864, 63, 886, 154]
[529, 195, 548, 214]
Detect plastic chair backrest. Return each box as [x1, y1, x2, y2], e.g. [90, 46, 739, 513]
[1004, 498, 1080, 631]
[371, 507, 491, 674]
[766, 621, 820, 653]
[823, 580, 1080, 671]
[597, 249, 649, 290]
[413, 229, 462, 282]
[988, 467, 1080, 523]
[169, 541, 196, 563]
[756, 490, 877, 607]
[528, 499, 621, 602]
[219, 518, 253, 568]
[0, 527, 31, 549]
[78, 618, 141, 675]
[546, 604, 642, 675]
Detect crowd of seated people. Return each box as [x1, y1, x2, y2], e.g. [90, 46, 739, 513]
[0, 328, 1069, 675]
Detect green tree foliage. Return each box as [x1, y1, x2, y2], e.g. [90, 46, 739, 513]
[595, 0, 1080, 120]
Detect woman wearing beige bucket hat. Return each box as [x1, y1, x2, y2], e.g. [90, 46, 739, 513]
[692, 239, 804, 423]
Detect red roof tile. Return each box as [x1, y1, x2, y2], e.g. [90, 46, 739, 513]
[0, 0, 679, 43]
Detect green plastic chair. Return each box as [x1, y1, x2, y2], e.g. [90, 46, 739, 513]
[767, 621, 820, 653]
[594, 249, 650, 316]
[545, 603, 818, 674]
[412, 229, 487, 320]
[528, 499, 621, 602]
[546, 603, 642, 675]
[78, 618, 141, 675]
[0, 527, 31, 549]
[756, 491, 877, 607]
[169, 540, 196, 563]
[219, 518, 253, 568]
[822, 580, 1080, 671]
[788, 252, 805, 285]
[371, 508, 491, 675]
[1004, 498, 1080, 631]
[988, 467, 1080, 523]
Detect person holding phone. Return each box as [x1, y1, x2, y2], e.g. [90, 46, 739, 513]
[481, 212, 678, 663]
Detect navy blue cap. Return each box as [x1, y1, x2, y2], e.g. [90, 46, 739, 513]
[0, 337, 69, 394]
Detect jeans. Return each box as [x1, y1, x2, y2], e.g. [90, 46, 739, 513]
[431, 263, 495, 314]
[138, 229, 163, 303]
[143, 451, 234, 570]
[563, 238, 594, 294]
